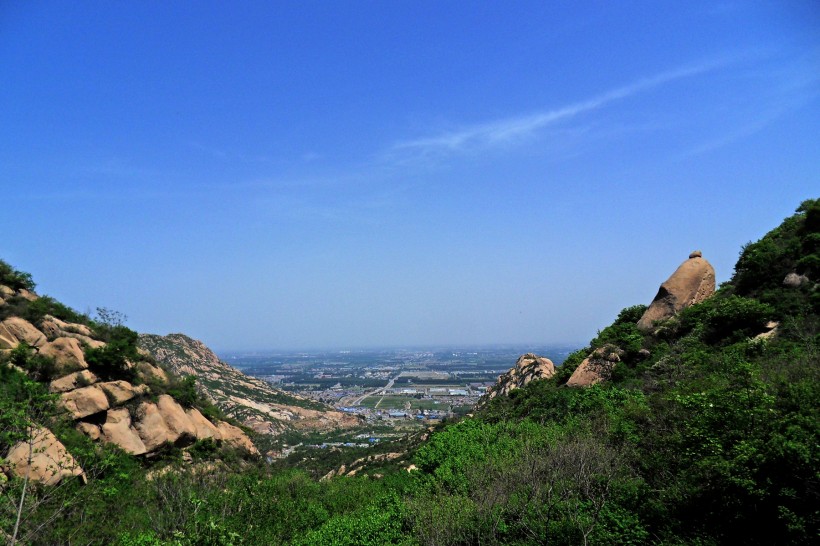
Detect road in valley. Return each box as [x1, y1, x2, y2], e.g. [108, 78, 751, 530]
[350, 374, 399, 406]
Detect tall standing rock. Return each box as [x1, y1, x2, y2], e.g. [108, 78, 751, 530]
[637, 252, 716, 332]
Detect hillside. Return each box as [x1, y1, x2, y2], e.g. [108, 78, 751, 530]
[138, 333, 359, 436]
[0, 198, 817, 545]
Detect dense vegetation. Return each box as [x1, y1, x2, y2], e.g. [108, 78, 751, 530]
[1, 200, 818, 544]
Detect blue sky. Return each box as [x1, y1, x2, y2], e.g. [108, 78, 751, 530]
[1, 1, 818, 351]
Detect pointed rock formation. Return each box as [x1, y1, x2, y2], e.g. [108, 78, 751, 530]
[481, 353, 555, 404]
[637, 252, 716, 332]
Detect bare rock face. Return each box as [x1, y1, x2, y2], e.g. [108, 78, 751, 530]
[102, 408, 147, 455]
[98, 380, 148, 405]
[5, 427, 85, 485]
[49, 370, 99, 393]
[0, 317, 47, 349]
[135, 401, 174, 451]
[40, 337, 88, 372]
[60, 385, 110, 419]
[135, 361, 169, 384]
[77, 422, 102, 441]
[156, 395, 197, 445]
[566, 345, 624, 388]
[216, 421, 259, 455]
[637, 252, 716, 332]
[40, 316, 104, 348]
[186, 408, 221, 440]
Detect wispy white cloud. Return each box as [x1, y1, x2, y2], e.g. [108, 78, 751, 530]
[390, 57, 737, 159]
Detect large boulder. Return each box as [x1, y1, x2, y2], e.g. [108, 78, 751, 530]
[39, 337, 88, 372]
[216, 421, 259, 455]
[5, 426, 85, 485]
[40, 316, 104, 348]
[566, 345, 624, 388]
[186, 408, 221, 440]
[0, 317, 47, 349]
[60, 385, 110, 419]
[156, 395, 197, 445]
[134, 401, 174, 452]
[637, 252, 716, 332]
[49, 370, 99, 393]
[98, 380, 148, 405]
[102, 408, 147, 455]
[135, 361, 169, 385]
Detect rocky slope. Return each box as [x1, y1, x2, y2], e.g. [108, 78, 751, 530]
[0, 285, 258, 486]
[138, 333, 359, 436]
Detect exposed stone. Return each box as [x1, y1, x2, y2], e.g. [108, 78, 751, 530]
[49, 370, 99, 393]
[637, 253, 716, 332]
[783, 272, 810, 288]
[40, 337, 88, 372]
[186, 408, 221, 440]
[40, 316, 104, 347]
[136, 361, 169, 384]
[16, 289, 38, 301]
[139, 333, 359, 437]
[754, 321, 780, 342]
[216, 421, 259, 455]
[0, 285, 14, 299]
[638, 348, 651, 360]
[566, 345, 624, 388]
[482, 353, 556, 404]
[156, 395, 197, 446]
[98, 380, 148, 405]
[0, 317, 47, 348]
[135, 402, 173, 451]
[41, 315, 94, 336]
[689, 250, 702, 258]
[102, 408, 147, 455]
[77, 422, 102, 441]
[5, 426, 85, 485]
[60, 385, 110, 419]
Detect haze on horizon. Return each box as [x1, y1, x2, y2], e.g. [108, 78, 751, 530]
[1, 2, 818, 352]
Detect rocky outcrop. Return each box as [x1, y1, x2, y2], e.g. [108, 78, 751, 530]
[49, 370, 99, 393]
[40, 315, 104, 348]
[101, 408, 147, 455]
[637, 252, 716, 332]
[482, 353, 555, 403]
[0, 284, 259, 461]
[156, 395, 197, 443]
[186, 408, 221, 439]
[39, 337, 88, 372]
[60, 385, 110, 418]
[216, 421, 260, 455]
[566, 345, 624, 387]
[135, 361, 169, 384]
[4, 427, 85, 485]
[0, 317, 47, 349]
[99, 380, 148, 404]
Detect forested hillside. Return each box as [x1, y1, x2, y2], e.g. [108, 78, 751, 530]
[1, 199, 817, 545]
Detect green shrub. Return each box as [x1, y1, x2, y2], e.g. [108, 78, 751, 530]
[0, 259, 35, 291]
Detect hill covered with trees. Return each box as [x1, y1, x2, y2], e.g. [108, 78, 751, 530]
[1, 199, 818, 545]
